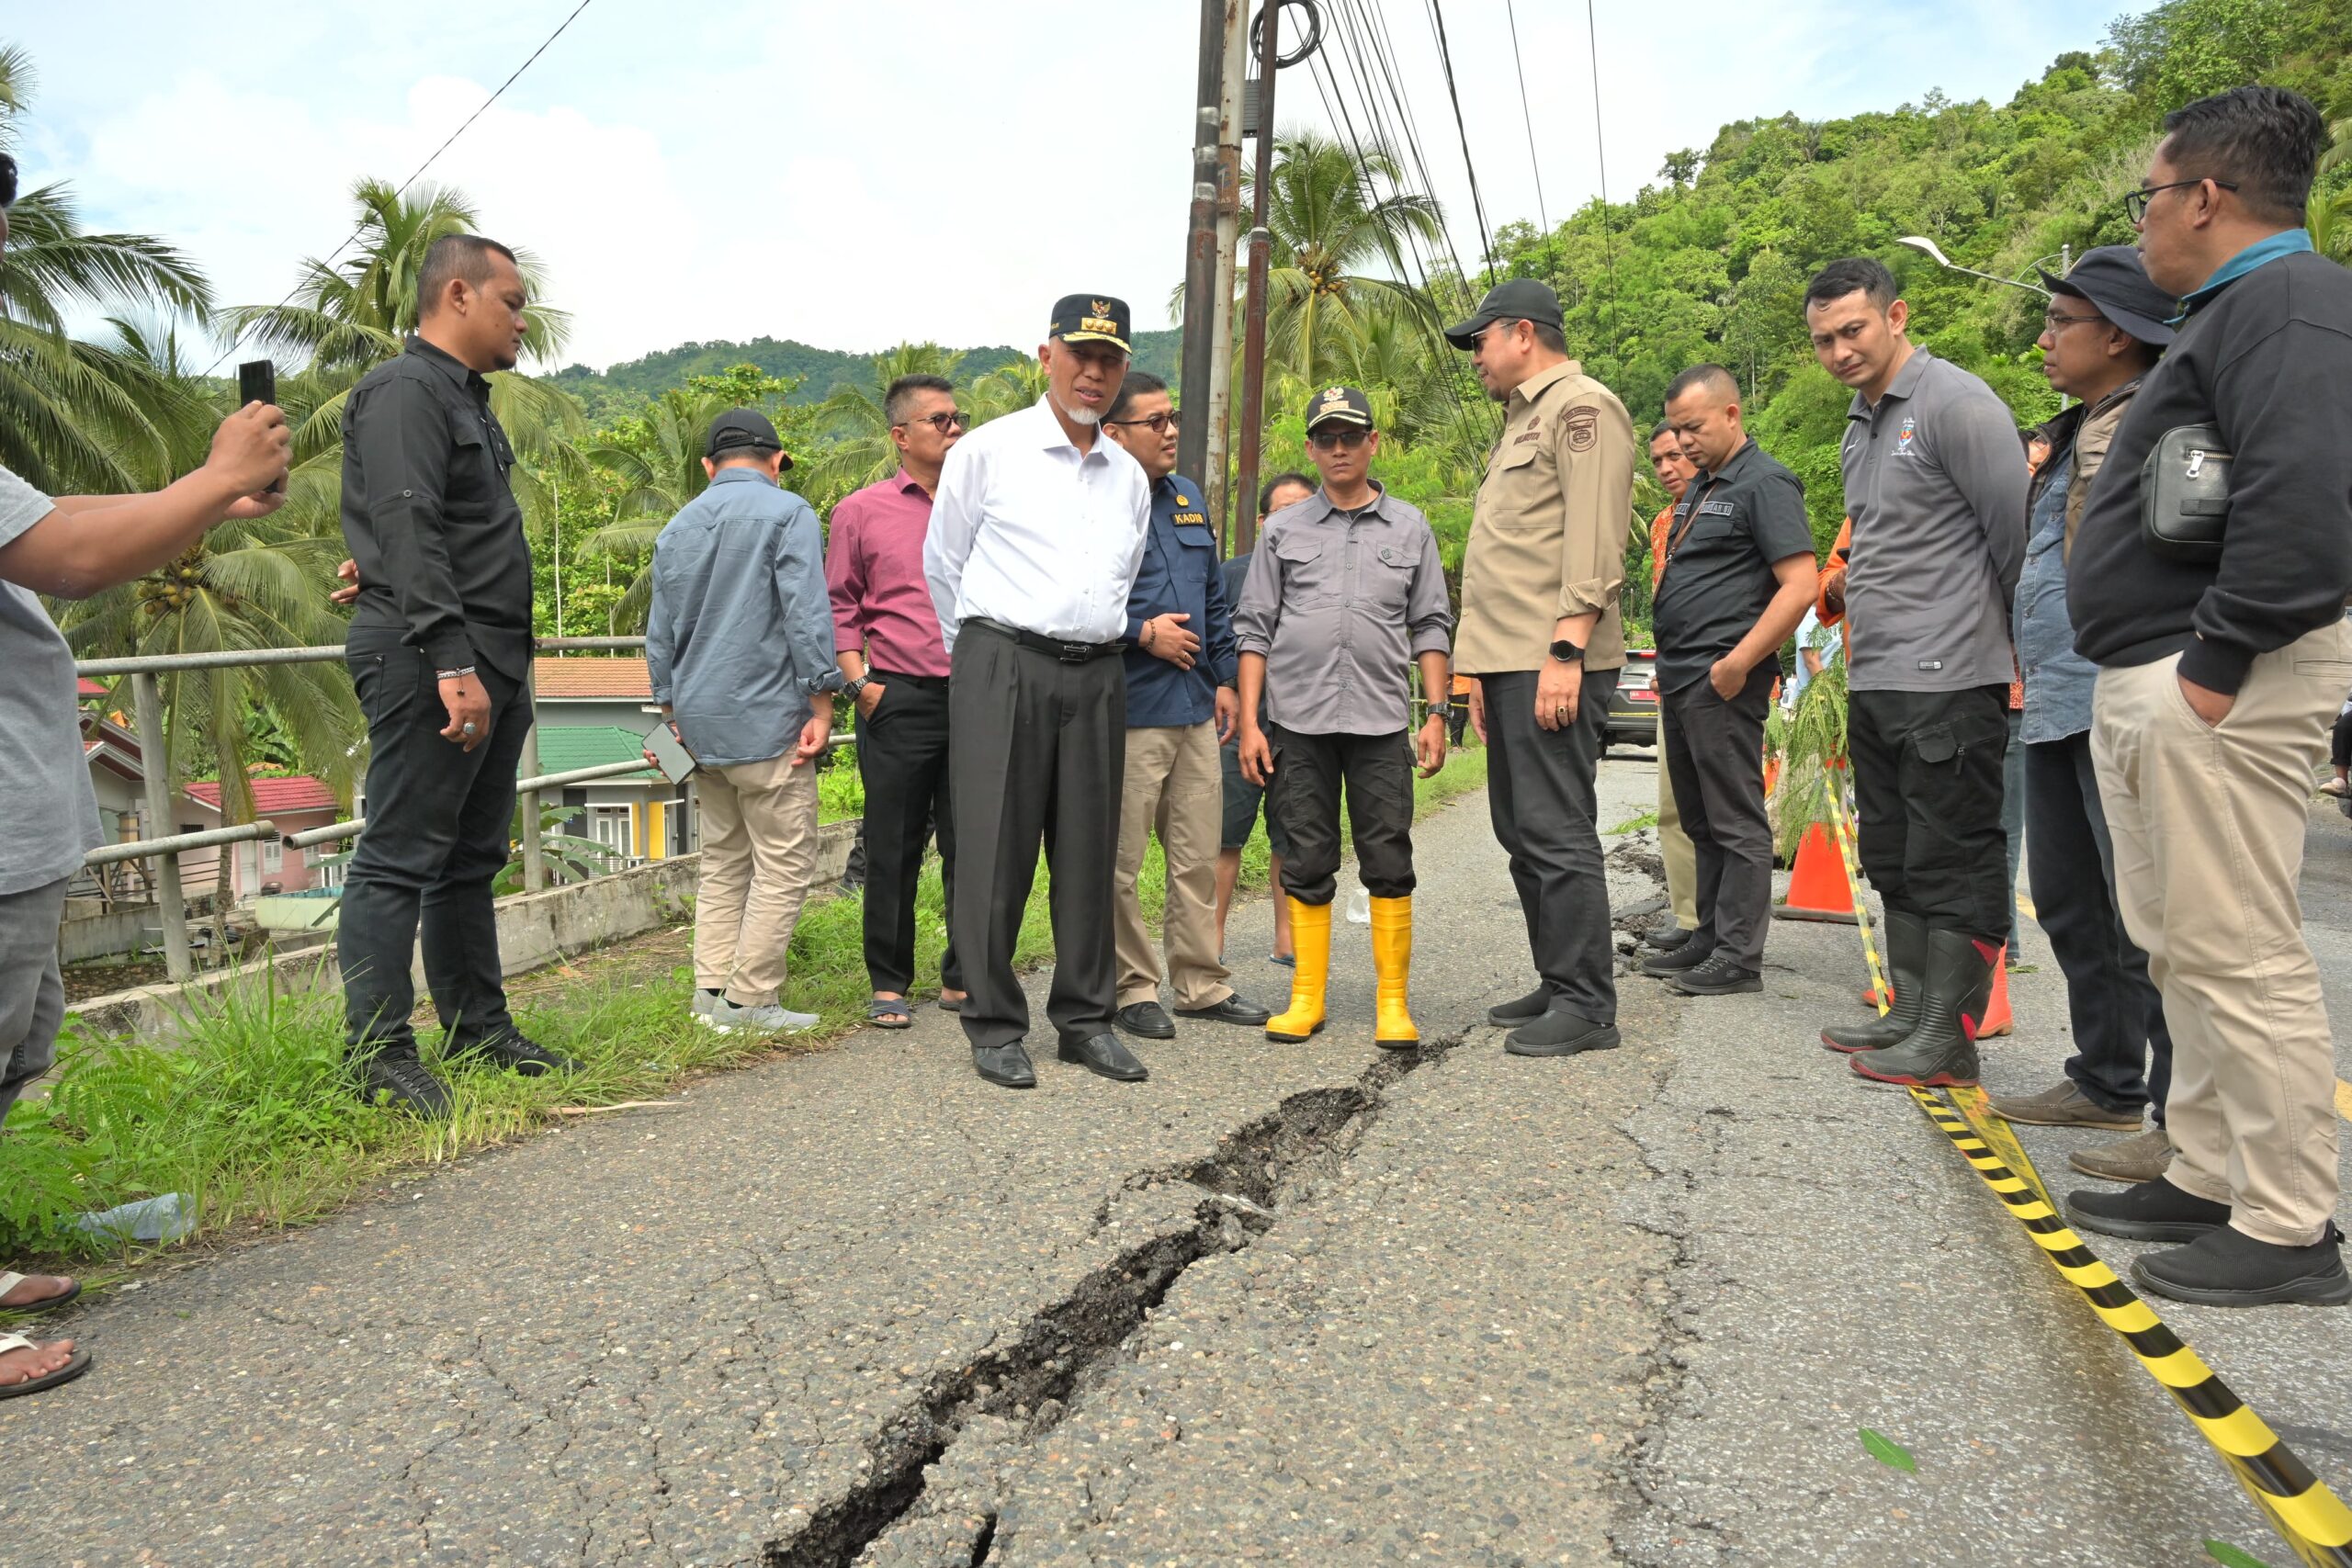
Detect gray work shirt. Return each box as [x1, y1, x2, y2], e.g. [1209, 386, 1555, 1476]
[0, 466, 106, 895]
[1233, 484, 1453, 737]
[646, 467, 843, 768]
[2014, 448, 2098, 744]
[1838, 349, 2028, 693]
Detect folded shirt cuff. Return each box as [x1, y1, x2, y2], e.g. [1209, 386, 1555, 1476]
[1409, 629, 1453, 658]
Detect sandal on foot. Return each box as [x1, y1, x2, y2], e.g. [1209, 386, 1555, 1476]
[867, 997, 913, 1030]
[0, 1332, 92, 1400]
[0, 1272, 81, 1315]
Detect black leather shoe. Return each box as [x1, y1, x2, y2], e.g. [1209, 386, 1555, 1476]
[447, 1032, 581, 1077]
[1059, 1032, 1149, 1082]
[1639, 942, 1714, 976]
[1487, 986, 1551, 1026]
[2132, 1224, 2351, 1308]
[1642, 921, 1693, 952]
[2064, 1178, 2230, 1243]
[1175, 993, 1273, 1026]
[1115, 1001, 1178, 1039]
[353, 1050, 453, 1117]
[972, 1043, 1036, 1089]
[1669, 955, 1762, 996]
[1504, 1008, 1622, 1057]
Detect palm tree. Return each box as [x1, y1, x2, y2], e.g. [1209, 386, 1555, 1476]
[810, 342, 966, 499]
[0, 47, 217, 493]
[964, 355, 1049, 426]
[577, 388, 743, 632]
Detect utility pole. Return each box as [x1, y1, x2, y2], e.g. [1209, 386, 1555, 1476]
[1204, 0, 1247, 547]
[1232, 0, 1281, 557]
[1175, 0, 1224, 498]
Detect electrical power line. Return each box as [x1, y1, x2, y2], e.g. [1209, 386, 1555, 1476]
[1585, 0, 1623, 362]
[1421, 0, 1496, 287]
[1503, 0, 1549, 237]
[204, 0, 596, 376]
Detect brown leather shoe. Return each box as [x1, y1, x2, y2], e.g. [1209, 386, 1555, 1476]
[1984, 1081, 2143, 1131]
[2067, 1127, 2174, 1183]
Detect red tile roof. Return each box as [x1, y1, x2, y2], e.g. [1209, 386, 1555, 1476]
[78, 677, 109, 698]
[185, 776, 341, 815]
[534, 656, 652, 699]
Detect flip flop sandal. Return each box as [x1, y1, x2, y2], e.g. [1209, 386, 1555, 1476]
[0, 1332, 93, 1400]
[937, 995, 965, 1014]
[867, 998, 913, 1030]
[0, 1272, 81, 1315]
[1269, 953, 1296, 968]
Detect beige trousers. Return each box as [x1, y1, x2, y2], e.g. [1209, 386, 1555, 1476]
[693, 750, 820, 1008]
[1114, 720, 1234, 1010]
[1657, 750, 1700, 928]
[2091, 618, 2352, 1246]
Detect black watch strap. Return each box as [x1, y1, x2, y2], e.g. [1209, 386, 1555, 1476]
[1549, 639, 1584, 664]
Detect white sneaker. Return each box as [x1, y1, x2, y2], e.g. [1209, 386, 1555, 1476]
[690, 989, 721, 1021]
[705, 998, 820, 1035]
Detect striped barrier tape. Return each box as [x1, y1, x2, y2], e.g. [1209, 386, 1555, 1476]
[1826, 784, 1892, 1017]
[1907, 1085, 2352, 1564]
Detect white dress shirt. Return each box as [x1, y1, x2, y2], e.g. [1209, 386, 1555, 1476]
[923, 396, 1151, 653]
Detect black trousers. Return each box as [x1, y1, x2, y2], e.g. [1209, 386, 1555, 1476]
[2332, 705, 2352, 771]
[2026, 732, 2173, 1120]
[1848, 684, 2011, 942]
[1265, 726, 1415, 906]
[339, 638, 532, 1056]
[1482, 667, 1620, 1026]
[1660, 665, 1777, 970]
[856, 672, 961, 996]
[948, 623, 1123, 1051]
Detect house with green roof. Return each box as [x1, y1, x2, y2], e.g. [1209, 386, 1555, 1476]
[530, 724, 683, 865]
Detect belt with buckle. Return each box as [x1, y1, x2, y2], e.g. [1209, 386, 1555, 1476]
[969, 617, 1124, 663]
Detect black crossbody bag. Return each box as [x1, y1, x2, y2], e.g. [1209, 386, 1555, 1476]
[2138, 423, 2233, 562]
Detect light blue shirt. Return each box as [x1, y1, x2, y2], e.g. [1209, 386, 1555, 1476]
[2173, 228, 2314, 321]
[647, 467, 842, 768]
[1782, 607, 1842, 710]
[2014, 448, 2099, 743]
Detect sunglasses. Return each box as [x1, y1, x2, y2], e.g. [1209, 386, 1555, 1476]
[896, 411, 967, 433]
[1307, 425, 1372, 450]
[0, 152, 16, 209]
[1106, 410, 1180, 434]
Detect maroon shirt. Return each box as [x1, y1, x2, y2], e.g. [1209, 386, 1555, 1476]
[827, 469, 952, 679]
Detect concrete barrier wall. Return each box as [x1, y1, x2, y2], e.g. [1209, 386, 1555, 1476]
[63, 818, 860, 1048]
[60, 908, 159, 965]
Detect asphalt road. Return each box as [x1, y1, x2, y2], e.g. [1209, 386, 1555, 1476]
[6, 759, 2349, 1567]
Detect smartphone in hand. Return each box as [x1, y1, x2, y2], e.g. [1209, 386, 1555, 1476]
[236, 359, 287, 495]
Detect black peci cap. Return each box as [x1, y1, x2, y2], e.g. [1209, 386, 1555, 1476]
[2038, 246, 2177, 347]
[706, 408, 792, 468]
[1443, 277, 1564, 350]
[1304, 385, 1374, 430]
[1048, 293, 1132, 353]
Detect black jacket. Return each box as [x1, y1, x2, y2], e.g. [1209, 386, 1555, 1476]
[338, 336, 534, 680]
[2069, 249, 2352, 694]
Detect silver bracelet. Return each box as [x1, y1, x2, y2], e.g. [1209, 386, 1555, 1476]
[435, 665, 476, 681]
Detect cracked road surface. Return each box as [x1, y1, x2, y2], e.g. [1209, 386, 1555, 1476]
[7, 764, 2351, 1566]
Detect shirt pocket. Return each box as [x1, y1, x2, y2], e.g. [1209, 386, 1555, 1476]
[445, 415, 502, 519]
[1173, 524, 1217, 594]
[1481, 440, 1547, 529]
[1272, 533, 1334, 605]
[1363, 541, 1417, 615]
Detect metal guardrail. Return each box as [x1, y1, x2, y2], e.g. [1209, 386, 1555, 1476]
[71, 635, 857, 983]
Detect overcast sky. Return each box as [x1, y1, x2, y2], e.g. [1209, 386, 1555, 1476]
[10, 0, 2136, 372]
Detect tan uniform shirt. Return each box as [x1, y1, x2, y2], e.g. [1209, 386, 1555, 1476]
[1453, 359, 1634, 675]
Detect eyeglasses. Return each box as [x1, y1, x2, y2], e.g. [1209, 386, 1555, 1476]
[2041, 309, 2105, 333]
[1307, 425, 1372, 450]
[0, 152, 16, 209]
[896, 411, 967, 433]
[1105, 411, 1180, 434]
[2123, 177, 2237, 224]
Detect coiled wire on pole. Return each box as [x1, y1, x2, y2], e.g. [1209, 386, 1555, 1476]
[1252, 0, 1324, 68]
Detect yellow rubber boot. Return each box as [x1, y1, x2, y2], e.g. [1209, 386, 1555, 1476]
[1265, 897, 1330, 1042]
[1369, 895, 1418, 1049]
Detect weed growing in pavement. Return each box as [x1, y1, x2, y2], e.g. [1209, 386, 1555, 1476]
[0, 747, 1489, 1274]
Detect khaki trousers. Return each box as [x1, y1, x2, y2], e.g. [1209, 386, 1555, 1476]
[1114, 720, 1234, 1010]
[1657, 746, 1700, 929]
[693, 750, 820, 1008]
[2091, 619, 2352, 1247]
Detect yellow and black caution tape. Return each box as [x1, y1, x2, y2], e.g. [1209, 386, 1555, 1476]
[1824, 781, 2352, 1562]
[1827, 784, 1892, 1015]
[1907, 1085, 2352, 1564]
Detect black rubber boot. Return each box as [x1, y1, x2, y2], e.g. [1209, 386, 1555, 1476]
[1849, 928, 1997, 1087]
[1821, 908, 1928, 1054]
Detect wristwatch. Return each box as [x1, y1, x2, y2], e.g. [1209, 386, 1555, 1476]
[1548, 639, 1584, 665]
[844, 675, 872, 702]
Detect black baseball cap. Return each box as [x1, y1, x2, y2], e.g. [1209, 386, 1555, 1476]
[1443, 277, 1564, 350]
[1304, 385, 1374, 430]
[706, 408, 792, 468]
[2038, 245, 2177, 347]
[1048, 293, 1132, 354]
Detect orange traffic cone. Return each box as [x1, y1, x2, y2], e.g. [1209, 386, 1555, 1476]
[1774, 823, 1860, 924]
[1978, 945, 2014, 1037]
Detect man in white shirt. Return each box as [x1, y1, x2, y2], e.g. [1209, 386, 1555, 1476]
[924, 294, 1153, 1089]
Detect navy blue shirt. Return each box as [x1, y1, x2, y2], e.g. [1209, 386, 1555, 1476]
[1122, 473, 1237, 728]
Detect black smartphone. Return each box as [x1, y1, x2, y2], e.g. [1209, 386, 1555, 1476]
[235, 359, 286, 494]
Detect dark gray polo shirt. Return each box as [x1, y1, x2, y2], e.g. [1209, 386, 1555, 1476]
[1838, 348, 2028, 693]
[1654, 438, 1815, 694]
